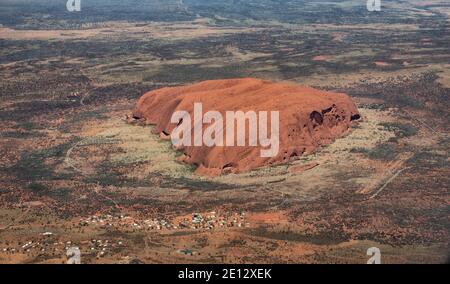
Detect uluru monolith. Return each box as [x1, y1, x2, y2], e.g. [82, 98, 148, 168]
[132, 78, 360, 176]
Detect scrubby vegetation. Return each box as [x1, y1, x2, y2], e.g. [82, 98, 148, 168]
[380, 122, 418, 138]
[351, 143, 398, 161]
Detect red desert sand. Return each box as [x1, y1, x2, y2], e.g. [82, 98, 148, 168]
[312, 55, 330, 61]
[132, 78, 360, 176]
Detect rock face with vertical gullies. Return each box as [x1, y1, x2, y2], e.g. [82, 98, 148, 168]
[132, 78, 360, 176]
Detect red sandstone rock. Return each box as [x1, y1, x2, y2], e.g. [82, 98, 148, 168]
[133, 78, 360, 176]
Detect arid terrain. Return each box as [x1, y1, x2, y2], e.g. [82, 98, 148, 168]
[0, 0, 448, 264]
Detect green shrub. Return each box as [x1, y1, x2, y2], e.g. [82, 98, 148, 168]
[380, 122, 418, 138]
[28, 183, 48, 193]
[350, 143, 397, 161]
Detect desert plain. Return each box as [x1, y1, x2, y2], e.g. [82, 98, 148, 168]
[0, 0, 448, 263]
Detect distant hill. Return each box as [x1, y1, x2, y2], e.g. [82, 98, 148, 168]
[0, 0, 446, 28]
